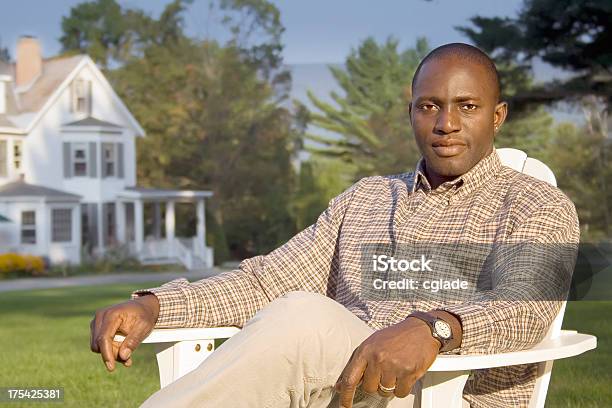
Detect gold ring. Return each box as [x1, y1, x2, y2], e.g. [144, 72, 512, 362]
[378, 383, 396, 393]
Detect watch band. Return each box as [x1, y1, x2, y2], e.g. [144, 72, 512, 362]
[409, 311, 454, 352]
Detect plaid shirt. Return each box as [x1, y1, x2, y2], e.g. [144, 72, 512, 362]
[135, 149, 579, 407]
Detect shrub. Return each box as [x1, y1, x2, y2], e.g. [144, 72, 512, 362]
[0, 253, 45, 277]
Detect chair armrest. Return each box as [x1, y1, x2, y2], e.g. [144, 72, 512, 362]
[428, 330, 597, 372]
[112, 327, 596, 404]
[114, 328, 596, 369]
[113, 327, 240, 344]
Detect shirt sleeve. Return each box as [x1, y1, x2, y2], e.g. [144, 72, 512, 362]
[438, 196, 580, 354]
[131, 181, 361, 328]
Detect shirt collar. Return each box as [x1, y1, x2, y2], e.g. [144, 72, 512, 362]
[411, 148, 503, 198]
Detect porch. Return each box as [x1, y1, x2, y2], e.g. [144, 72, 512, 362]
[117, 188, 214, 270]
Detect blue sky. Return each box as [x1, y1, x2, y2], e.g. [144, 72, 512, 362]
[1, 0, 578, 123]
[1, 0, 523, 64]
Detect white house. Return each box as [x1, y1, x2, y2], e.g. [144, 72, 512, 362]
[0, 36, 213, 269]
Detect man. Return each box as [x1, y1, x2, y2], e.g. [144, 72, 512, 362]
[90, 43, 579, 407]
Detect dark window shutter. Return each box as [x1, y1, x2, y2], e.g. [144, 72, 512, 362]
[63, 142, 71, 178]
[117, 143, 124, 178]
[89, 142, 97, 177]
[89, 203, 99, 248]
[101, 143, 108, 178]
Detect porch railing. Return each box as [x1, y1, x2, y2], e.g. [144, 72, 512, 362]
[130, 237, 212, 270]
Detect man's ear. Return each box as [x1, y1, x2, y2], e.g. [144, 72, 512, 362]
[493, 101, 508, 134]
[408, 102, 413, 125]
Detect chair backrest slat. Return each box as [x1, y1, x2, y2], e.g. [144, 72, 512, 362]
[496, 148, 564, 341]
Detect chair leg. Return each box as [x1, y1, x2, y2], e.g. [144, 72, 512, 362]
[154, 342, 176, 389]
[528, 360, 554, 408]
[154, 339, 218, 388]
[420, 370, 470, 408]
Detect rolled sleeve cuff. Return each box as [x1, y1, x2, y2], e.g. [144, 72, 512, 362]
[131, 278, 191, 328]
[438, 303, 496, 354]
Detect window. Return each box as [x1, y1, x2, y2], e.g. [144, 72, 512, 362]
[0, 140, 6, 177]
[52, 208, 72, 242]
[21, 210, 36, 244]
[72, 143, 88, 176]
[13, 140, 22, 170]
[102, 143, 115, 177]
[71, 79, 91, 114]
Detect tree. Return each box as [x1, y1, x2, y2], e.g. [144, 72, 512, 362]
[0, 37, 10, 63]
[459, 0, 612, 238]
[109, 14, 297, 259]
[305, 37, 429, 179]
[289, 157, 355, 231]
[457, 0, 611, 106]
[219, 0, 283, 72]
[60, 0, 131, 68]
[59, 0, 191, 68]
[61, 0, 300, 259]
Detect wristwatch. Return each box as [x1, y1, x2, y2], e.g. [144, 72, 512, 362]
[409, 311, 454, 352]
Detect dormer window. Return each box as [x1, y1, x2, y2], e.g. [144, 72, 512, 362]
[71, 79, 91, 114]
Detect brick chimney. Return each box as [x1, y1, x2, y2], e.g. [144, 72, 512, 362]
[16, 36, 42, 88]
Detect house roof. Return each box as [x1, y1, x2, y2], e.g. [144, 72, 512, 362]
[1, 50, 145, 136]
[0, 179, 81, 200]
[0, 55, 85, 133]
[0, 115, 17, 128]
[16, 55, 84, 113]
[63, 116, 122, 128]
[119, 187, 213, 201]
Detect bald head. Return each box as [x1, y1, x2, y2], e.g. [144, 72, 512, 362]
[412, 43, 501, 102]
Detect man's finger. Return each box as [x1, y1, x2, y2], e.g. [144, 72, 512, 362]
[97, 315, 121, 371]
[335, 348, 358, 391]
[118, 320, 151, 361]
[89, 319, 96, 353]
[90, 311, 105, 353]
[378, 370, 397, 398]
[360, 362, 381, 395]
[337, 356, 367, 408]
[394, 374, 418, 399]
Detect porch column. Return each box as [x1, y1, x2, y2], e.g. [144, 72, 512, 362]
[165, 200, 175, 256]
[116, 201, 126, 244]
[134, 199, 144, 252]
[196, 198, 206, 256]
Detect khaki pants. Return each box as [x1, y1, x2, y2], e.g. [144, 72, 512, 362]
[141, 291, 423, 408]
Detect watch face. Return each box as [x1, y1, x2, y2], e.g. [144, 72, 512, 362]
[434, 320, 452, 339]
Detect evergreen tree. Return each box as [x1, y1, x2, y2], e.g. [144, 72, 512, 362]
[305, 37, 429, 179]
[459, 0, 612, 238]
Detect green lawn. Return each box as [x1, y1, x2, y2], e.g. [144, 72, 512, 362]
[0, 283, 164, 408]
[0, 283, 610, 407]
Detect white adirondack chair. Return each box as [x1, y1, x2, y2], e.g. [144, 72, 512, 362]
[116, 148, 597, 407]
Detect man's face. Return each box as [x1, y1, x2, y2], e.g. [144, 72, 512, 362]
[409, 56, 507, 180]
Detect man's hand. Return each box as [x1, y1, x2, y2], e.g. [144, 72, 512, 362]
[335, 317, 440, 408]
[90, 294, 160, 372]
